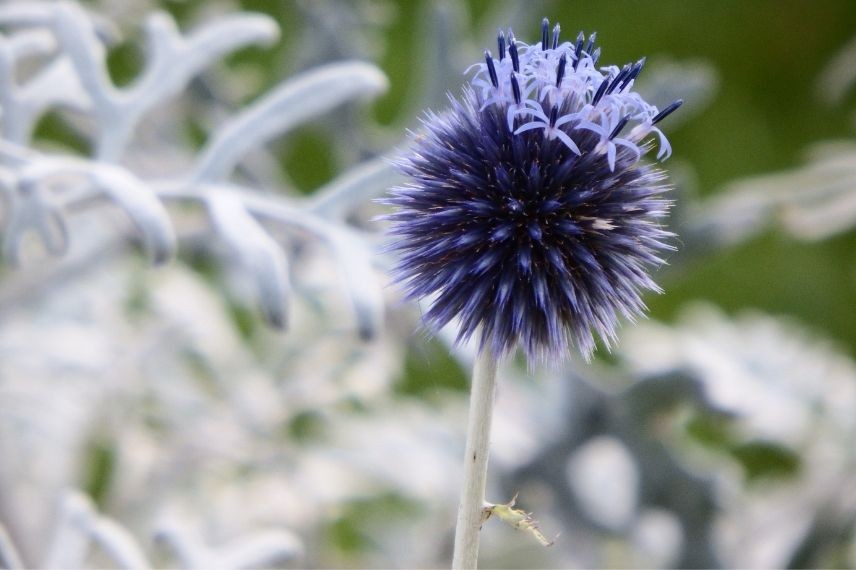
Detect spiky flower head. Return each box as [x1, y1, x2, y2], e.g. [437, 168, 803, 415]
[386, 18, 682, 362]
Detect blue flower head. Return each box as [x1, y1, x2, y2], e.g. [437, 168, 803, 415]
[386, 19, 681, 362]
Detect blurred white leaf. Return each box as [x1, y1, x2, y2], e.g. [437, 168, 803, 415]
[2, 190, 69, 264]
[816, 34, 856, 106]
[135, 11, 279, 109]
[566, 436, 640, 531]
[619, 304, 856, 568]
[324, 226, 384, 340]
[207, 191, 290, 329]
[192, 60, 389, 182]
[52, 2, 279, 160]
[8, 58, 91, 142]
[9, 159, 176, 264]
[307, 154, 403, 219]
[84, 517, 150, 570]
[42, 492, 98, 569]
[156, 521, 303, 570]
[1, 28, 55, 58]
[0, 29, 90, 143]
[0, 1, 119, 42]
[637, 58, 719, 127]
[89, 164, 176, 264]
[692, 142, 856, 244]
[0, 524, 24, 570]
[41, 491, 148, 569]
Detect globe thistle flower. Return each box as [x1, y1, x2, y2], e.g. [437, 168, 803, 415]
[386, 18, 682, 362]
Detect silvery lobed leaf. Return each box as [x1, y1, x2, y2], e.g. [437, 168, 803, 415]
[192, 60, 389, 182]
[6, 57, 91, 143]
[0, 0, 57, 25]
[234, 190, 384, 339]
[307, 155, 403, 219]
[2, 28, 55, 59]
[49, 4, 279, 160]
[0, 1, 119, 42]
[42, 491, 149, 570]
[83, 517, 149, 570]
[0, 29, 87, 143]
[89, 164, 176, 264]
[207, 192, 290, 329]
[156, 521, 303, 569]
[9, 159, 175, 264]
[777, 142, 856, 240]
[209, 530, 304, 569]
[2, 191, 69, 264]
[50, 3, 115, 110]
[692, 142, 856, 244]
[42, 492, 98, 569]
[816, 34, 856, 106]
[134, 11, 279, 108]
[0, 524, 24, 570]
[324, 225, 383, 340]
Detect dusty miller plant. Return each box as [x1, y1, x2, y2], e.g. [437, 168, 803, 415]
[0, 1, 400, 567]
[0, 0, 394, 338]
[682, 34, 856, 251]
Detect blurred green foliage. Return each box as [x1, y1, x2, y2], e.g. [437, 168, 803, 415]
[82, 437, 117, 507]
[686, 412, 802, 482]
[324, 493, 425, 562]
[397, 337, 469, 398]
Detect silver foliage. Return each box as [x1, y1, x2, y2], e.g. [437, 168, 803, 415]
[686, 39, 856, 249]
[0, 3, 397, 566]
[0, 490, 303, 569]
[691, 141, 856, 245]
[0, 0, 395, 338]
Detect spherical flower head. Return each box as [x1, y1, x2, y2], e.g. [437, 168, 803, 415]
[385, 19, 682, 362]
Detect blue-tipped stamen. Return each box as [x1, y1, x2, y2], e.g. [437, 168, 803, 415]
[591, 47, 601, 66]
[609, 114, 631, 139]
[510, 72, 521, 104]
[619, 57, 646, 91]
[551, 23, 561, 50]
[652, 99, 684, 124]
[592, 77, 610, 104]
[606, 64, 631, 95]
[573, 31, 585, 69]
[556, 54, 567, 87]
[509, 32, 520, 72]
[584, 32, 597, 55]
[497, 30, 506, 60]
[485, 50, 499, 88]
[541, 18, 549, 51]
[549, 104, 559, 127]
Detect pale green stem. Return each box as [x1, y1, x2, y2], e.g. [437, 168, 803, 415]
[452, 345, 498, 569]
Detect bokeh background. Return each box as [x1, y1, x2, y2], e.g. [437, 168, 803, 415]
[1, 0, 856, 568]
